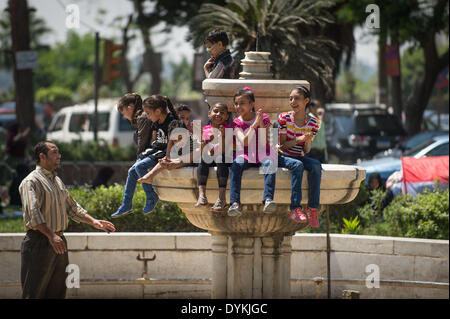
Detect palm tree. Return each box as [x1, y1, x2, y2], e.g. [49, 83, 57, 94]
[188, 0, 338, 95]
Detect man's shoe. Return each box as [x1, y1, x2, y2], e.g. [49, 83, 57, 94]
[143, 193, 159, 215]
[305, 207, 319, 228]
[227, 202, 242, 217]
[263, 199, 277, 214]
[289, 207, 307, 223]
[111, 205, 133, 219]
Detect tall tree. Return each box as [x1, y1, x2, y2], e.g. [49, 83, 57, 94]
[338, 0, 449, 135]
[403, 0, 449, 135]
[188, 0, 337, 96]
[7, 0, 35, 131]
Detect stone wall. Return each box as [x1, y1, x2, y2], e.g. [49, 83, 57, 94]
[0, 233, 447, 299]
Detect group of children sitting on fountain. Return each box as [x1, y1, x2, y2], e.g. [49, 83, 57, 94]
[111, 29, 322, 229]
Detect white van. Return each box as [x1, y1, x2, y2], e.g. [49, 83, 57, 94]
[46, 99, 135, 148]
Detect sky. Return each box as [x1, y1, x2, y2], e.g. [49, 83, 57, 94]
[0, 0, 379, 68]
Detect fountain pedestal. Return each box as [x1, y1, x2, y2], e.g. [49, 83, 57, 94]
[154, 164, 365, 298]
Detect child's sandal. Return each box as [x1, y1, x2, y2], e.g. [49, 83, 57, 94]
[194, 196, 208, 207]
[211, 198, 227, 212]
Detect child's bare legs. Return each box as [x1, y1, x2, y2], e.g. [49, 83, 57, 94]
[195, 185, 208, 207]
[138, 162, 163, 184]
[138, 160, 188, 184]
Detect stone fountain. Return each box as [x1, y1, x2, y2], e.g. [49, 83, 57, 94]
[152, 51, 365, 299]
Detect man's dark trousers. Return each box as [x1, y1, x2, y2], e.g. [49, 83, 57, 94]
[21, 230, 69, 299]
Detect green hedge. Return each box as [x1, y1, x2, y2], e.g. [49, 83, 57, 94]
[363, 187, 449, 240]
[304, 183, 449, 240]
[57, 141, 137, 162]
[67, 184, 202, 233]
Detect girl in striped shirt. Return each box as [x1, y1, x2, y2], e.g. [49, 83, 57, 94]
[276, 86, 322, 227]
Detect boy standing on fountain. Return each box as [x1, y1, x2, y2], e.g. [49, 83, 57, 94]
[203, 29, 235, 79]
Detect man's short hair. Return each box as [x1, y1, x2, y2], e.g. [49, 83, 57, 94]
[33, 141, 55, 164]
[205, 28, 229, 47]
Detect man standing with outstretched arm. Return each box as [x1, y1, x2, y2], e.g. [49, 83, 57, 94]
[19, 141, 116, 299]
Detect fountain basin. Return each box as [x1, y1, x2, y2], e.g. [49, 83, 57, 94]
[152, 164, 366, 236]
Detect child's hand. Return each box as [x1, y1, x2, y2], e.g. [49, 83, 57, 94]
[218, 125, 225, 137]
[304, 132, 314, 141]
[252, 109, 264, 129]
[296, 133, 313, 144]
[204, 57, 214, 71]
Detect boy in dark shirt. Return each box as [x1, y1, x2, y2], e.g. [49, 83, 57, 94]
[203, 29, 235, 79]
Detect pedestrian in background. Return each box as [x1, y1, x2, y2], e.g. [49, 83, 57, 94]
[307, 100, 328, 164]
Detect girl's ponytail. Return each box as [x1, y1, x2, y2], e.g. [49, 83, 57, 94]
[164, 96, 179, 120]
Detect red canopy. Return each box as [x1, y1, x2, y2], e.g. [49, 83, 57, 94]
[402, 156, 449, 184]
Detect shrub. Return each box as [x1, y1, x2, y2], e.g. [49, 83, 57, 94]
[383, 188, 449, 240]
[341, 216, 362, 235]
[67, 184, 203, 233]
[57, 140, 137, 162]
[35, 86, 73, 104]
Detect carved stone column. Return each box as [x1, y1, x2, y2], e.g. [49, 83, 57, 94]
[211, 235, 228, 299]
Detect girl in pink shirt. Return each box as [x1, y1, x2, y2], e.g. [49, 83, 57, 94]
[196, 102, 231, 211]
[228, 87, 277, 217]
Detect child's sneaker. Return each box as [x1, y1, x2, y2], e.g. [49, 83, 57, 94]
[305, 207, 319, 228]
[263, 199, 277, 213]
[289, 207, 307, 223]
[111, 204, 133, 219]
[227, 202, 242, 217]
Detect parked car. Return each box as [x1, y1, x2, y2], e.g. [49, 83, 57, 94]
[357, 135, 449, 183]
[428, 113, 449, 131]
[46, 99, 135, 148]
[324, 103, 407, 163]
[0, 102, 44, 130]
[373, 130, 449, 159]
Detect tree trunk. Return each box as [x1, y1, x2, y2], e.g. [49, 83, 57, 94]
[9, 0, 35, 132]
[133, 1, 161, 95]
[121, 15, 134, 93]
[404, 42, 449, 135]
[390, 41, 402, 120]
[377, 32, 388, 105]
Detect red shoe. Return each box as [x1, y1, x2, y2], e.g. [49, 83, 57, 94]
[290, 207, 307, 223]
[305, 207, 319, 228]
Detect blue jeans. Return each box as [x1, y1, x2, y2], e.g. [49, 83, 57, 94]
[229, 157, 275, 205]
[269, 154, 322, 209]
[121, 157, 158, 208]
